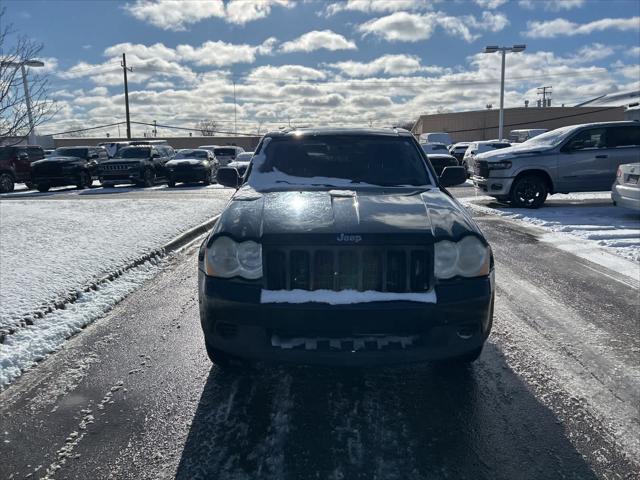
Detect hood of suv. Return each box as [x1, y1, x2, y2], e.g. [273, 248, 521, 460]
[100, 157, 147, 165]
[211, 187, 481, 244]
[477, 142, 554, 161]
[32, 155, 85, 166]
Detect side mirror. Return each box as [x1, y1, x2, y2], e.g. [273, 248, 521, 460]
[18, 152, 29, 160]
[216, 167, 240, 189]
[90, 153, 99, 159]
[439, 166, 467, 187]
[152, 153, 160, 158]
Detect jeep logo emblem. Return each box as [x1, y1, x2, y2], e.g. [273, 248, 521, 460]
[337, 233, 362, 243]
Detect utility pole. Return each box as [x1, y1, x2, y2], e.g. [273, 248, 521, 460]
[121, 53, 132, 139]
[537, 86, 552, 108]
[482, 44, 526, 141]
[153, 120, 157, 137]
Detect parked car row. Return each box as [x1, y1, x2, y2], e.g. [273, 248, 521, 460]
[0, 142, 251, 193]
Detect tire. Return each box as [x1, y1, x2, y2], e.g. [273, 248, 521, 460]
[203, 170, 212, 185]
[141, 168, 155, 188]
[25, 181, 35, 190]
[76, 171, 91, 189]
[167, 179, 176, 188]
[441, 346, 483, 365]
[101, 181, 114, 188]
[205, 340, 246, 369]
[37, 183, 50, 192]
[0, 173, 15, 193]
[509, 174, 548, 209]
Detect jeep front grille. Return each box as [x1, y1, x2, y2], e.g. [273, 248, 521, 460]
[101, 164, 133, 171]
[264, 246, 432, 292]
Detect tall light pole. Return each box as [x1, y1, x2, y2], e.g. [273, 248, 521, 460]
[483, 44, 526, 141]
[0, 59, 45, 144]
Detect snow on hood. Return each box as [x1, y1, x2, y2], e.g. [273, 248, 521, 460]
[166, 158, 206, 166]
[477, 142, 554, 161]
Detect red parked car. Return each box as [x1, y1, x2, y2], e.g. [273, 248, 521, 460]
[0, 145, 45, 192]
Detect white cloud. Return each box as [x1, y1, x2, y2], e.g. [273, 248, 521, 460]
[246, 64, 327, 81]
[474, 0, 508, 8]
[327, 54, 438, 77]
[226, 0, 293, 24]
[627, 46, 640, 57]
[526, 17, 640, 38]
[519, 0, 584, 11]
[358, 12, 437, 42]
[357, 10, 508, 43]
[324, 0, 429, 16]
[124, 0, 292, 30]
[280, 30, 357, 52]
[176, 38, 277, 66]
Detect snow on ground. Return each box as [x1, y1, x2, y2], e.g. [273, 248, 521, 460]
[462, 192, 640, 269]
[0, 192, 231, 334]
[0, 259, 162, 388]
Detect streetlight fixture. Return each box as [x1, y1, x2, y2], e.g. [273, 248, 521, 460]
[0, 59, 45, 144]
[482, 44, 526, 140]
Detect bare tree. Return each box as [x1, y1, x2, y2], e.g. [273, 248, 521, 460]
[195, 119, 218, 136]
[0, 8, 56, 144]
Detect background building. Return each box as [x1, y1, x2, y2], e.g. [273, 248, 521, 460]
[411, 106, 626, 142]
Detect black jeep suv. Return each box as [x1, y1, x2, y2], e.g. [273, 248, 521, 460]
[98, 145, 174, 187]
[198, 128, 494, 367]
[30, 146, 108, 192]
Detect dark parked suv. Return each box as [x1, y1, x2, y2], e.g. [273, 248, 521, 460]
[0, 145, 45, 192]
[30, 146, 108, 192]
[98, 145, 174, 187]
[199, 128, 494, 367]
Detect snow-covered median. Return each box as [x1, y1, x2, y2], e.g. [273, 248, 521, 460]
[0, 193, 231, 335]
[462, 192, 640, 270]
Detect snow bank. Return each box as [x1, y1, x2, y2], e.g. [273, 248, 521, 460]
[463, 193, 640, 266]
[0, 259, 161, 388]
[0, 194, 230, 334]
[261, 289, 437, 305]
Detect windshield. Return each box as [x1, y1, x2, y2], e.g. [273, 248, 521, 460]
[522, 126, 576, 147]
[115, 147, 150, 158]
[175, 150, 208, 159]
[214, 148, 237, 156]
[236, 152, 253, 161]
[248, 135, 431, 189]
[54, 147, 88, 157]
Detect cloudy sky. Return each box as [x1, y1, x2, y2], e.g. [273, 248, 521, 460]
[5, 0, 640, 137]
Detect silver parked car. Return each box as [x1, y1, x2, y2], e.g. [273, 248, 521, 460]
[470, 121, 640, 208]
[612, 162, 640, 211]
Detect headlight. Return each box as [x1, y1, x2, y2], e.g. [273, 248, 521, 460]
[204, 236, 262, 279]
[434, 236, 490, 279]
[487, 160, 512, 170]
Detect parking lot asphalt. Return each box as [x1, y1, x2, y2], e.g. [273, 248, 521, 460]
[1, 185, 638, 480]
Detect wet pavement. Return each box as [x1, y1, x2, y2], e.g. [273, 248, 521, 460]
[1, 186, 638, 480]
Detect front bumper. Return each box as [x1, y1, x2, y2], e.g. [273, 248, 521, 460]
[612, 183, 640, 211]
[32, 174, 80, 186]
[198, 273, 494, 366]
[472, 175, 513, 197]
[168, 168, 208, 183]
[99, 171, 142, 184]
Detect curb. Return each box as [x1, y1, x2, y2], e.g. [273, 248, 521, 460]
[0, 215, 219, 343]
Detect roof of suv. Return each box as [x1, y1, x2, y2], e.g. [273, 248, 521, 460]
[264, 127, 414, 138]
